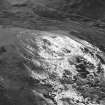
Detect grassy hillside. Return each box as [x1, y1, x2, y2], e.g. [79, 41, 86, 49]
[0, 0, 105, 105]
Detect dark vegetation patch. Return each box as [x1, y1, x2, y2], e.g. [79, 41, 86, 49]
[0, 46, 6, 55]
[60, 69, 74, 84]
[96, 54, 105, 64]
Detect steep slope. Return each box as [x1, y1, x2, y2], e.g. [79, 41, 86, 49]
[15, 30, 105, 105]
[6, 0, 105, 20]
[0, 0, 105, 29]
[0, 0, 105, 105]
